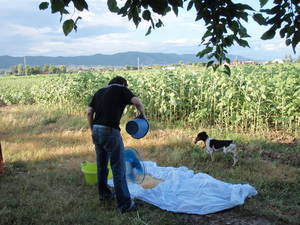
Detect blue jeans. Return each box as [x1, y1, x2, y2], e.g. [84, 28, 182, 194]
[92, 124, 131, 209]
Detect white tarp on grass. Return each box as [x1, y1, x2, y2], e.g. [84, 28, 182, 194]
[109, 161, 257, 215]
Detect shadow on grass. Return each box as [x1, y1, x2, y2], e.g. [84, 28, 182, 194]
[0, 150, 276, 225]
[2, 148, 294, 225]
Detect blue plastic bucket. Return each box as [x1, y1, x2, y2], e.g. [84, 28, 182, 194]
[124, 148, 145, 183]
[126, 118, 149, 139]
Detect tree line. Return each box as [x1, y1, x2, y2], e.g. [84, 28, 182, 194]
[8, 64, 67, 76]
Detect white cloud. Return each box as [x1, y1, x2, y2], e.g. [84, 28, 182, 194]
[25, 32, 151, 56]
[9, 24, 57, 37]
[25, 31, 201, 56]
[163, 38, 199, 46]
[76, 11, 132, 29]
[261, 42, 286, 51]
[0, 0, 37, 11]
[0, 22, 59, 41]
[249, 38, 292, 51]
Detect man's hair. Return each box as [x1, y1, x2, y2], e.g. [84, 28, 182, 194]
[108, 76, 128, 86]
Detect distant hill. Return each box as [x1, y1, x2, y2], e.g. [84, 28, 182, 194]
[0, 52, 251, 69]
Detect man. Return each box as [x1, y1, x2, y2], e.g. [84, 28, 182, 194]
[87, 76, 146, 213]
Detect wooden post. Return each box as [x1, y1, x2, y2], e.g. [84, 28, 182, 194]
[0, 142, 4, 175]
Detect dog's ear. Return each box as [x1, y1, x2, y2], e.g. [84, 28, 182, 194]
[197, 131, 208, 141]
[199, 131, 205, 136]
[194, 133, 201, 144]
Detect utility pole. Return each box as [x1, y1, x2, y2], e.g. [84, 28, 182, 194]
[137, 57, 140, 71]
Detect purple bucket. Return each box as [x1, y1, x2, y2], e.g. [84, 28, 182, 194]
[126, 118, 149, 139]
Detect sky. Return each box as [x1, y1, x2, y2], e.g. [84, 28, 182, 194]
[0, 0, 299, 61]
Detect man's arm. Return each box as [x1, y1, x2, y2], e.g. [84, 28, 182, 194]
[131, 97, 146, 119]
[87, 107, 94, 132]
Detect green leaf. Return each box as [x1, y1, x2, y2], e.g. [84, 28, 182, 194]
[228, 21, 239, 34]
[225, 57, 231, 64]
[150, 18, 155, 28]
[132, 7, 141, 27]
[107, 0, 119, 13]
[133, 16, 141, 27]
[187, 0, 194, 11]
[195, 12, 203, 21]
[142, 10, 151, 21]
[118, 7, 127, 16]
[51, 0, 65, 13]
[224, 36, 234, 46]
[292, 31, 300, 52]
[239, 25, 250, 38]
[236, 11, 248, 22]
[286, 38, 292, 46]
[64, 0, 71, 6]
[74, 24, 78, 32]
[259, 0, 269, 8]
[206, 60, 214, 68]
[253, 13, 267, 25]
[263, 5, 281, 15]
[285, 26, 294, 38]
[155, 19, 164, 28]
[39, 2, 49, 10]
[223, 64, 231, 76]
[207, 53, 214, 59]
[172, 6, 179, 16]
[63, 19, 74, 36]
[149, 0, 169, 14]
[279, 27, 287, 38]
[164, 6, 172, 15]
[141, 0, 148, 8]
[293, 30, 300, 44]
[212, 64, 219, 71]
[145, 26, 152, 36]
[261, 29, 276, 40]
[74, 16, 82, 24]
[236, 39, 250, 47]
[196, 47, 213, 58]
[128, 12, 132, 21]
[168, 0, 183, 7]
[73, 0, 88, 11]
[235, 3, 254, 11]
[203, 30, 212, 39]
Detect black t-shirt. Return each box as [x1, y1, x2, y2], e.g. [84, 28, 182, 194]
[89, 84, 135, 130]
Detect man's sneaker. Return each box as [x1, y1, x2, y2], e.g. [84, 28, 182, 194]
[120, 200, 138, 213]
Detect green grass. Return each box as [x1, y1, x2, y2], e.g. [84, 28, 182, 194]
[0, 105, 299, 225]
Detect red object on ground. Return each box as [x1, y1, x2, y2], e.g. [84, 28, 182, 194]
[0, 142, 4, 175]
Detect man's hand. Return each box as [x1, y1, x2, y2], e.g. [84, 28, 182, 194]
[136, 114, 145, 119]
[87, 107, 94, 132]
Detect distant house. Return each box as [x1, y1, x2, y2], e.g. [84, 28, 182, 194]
[230, 60, 257, 66]
[271, 59, 284, 64]
[162, 66, 176, 70]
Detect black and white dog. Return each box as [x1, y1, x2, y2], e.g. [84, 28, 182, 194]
[194, 131, 238, 166]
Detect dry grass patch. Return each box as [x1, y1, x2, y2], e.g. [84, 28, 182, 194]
[1, 105, 299, 225]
